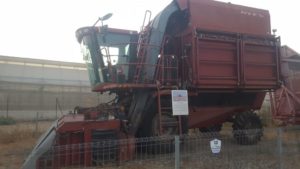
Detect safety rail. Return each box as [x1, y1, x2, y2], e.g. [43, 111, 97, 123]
[140, 10, 152, 32]
[155, 54, 179, 85]
[95, 41, 179, 86]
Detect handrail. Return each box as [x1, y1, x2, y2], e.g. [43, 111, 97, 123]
[141, 10, 152, 31]
[93, 39, 179, 85]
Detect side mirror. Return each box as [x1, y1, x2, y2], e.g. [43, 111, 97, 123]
[93, 13, 113, 26]
[100, 13, 113, 21]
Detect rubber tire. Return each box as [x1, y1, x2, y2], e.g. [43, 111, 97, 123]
[232, 111, 263, 145]
[137, 98, 188, 154]
[199, 124, 222, 133]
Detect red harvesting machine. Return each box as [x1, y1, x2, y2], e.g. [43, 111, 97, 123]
[22, 0, 300, 168]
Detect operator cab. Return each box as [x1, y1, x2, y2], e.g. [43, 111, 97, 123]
[76, 26, 138, 90]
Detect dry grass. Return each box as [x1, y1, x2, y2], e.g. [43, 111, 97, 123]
[0, 121, 53, 169]
[0, 119, 299, 169]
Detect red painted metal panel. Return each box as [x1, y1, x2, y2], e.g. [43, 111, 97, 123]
[84, 130, 92, 167]
[189, 106, 246, 128]
[70, 133, 83, 166]
[192, 31, 238, 88]
[188, 92, 266, 128]
[92, 83, 157, 92]
[271, 46, 300, 124]
[271, 86, 300, 125]
[186, 29, 279, 89]
[187, 0, 271, 36]
[243, 42, 279, 88]
[45, 116, 126, 168]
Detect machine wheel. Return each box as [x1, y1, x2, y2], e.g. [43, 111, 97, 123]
[151, 113, 179, 136]
[232, 111, 263, 145]
[146, 113, 181, 154]
[199, 124, 222, 133]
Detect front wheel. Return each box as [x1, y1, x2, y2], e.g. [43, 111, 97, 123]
[148, 113, 179, 154]
[232, 111, 263, 145]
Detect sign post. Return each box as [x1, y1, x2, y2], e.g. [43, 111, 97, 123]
[171, 90, 188, 169]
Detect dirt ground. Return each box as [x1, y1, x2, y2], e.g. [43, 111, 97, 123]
[0, 121, 53, 169]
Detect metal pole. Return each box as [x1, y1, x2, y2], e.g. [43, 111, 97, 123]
[6, 96, 9, 118]
[35, 112, 39, 135]
[56, 98, 58, 119]
[175, 135, 180, 169]
[277, 127, 283, 169]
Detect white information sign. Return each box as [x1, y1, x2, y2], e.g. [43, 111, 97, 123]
[210, 139, 222, 154]
[171, 90, 189, 116]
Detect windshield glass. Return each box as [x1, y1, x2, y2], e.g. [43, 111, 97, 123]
[81, 36, 101, 86]
[80, 28, 137, 87]
[100, 46, 119, 66]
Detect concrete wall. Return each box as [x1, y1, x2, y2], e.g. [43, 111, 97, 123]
[0, 55, 89, 86]
[0, 55, 113, 120]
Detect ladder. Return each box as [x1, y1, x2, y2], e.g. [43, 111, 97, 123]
[134, 10, 152, 83]
[157, 86, 183, 135]
[155, 36, 179, 85]
[159, 54, 179, 85]
[134, 30, 150, 83]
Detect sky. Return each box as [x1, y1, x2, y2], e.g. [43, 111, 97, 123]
[0, 0, 299, 63]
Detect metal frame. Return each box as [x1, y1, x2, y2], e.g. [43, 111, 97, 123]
[270, 85, 300, 125]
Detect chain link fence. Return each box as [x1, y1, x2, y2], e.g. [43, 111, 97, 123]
[34, 127, 300, 169]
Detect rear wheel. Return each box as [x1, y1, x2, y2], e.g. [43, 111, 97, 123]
[199, 124, 222, 133]
[232, 111, 263, 145]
